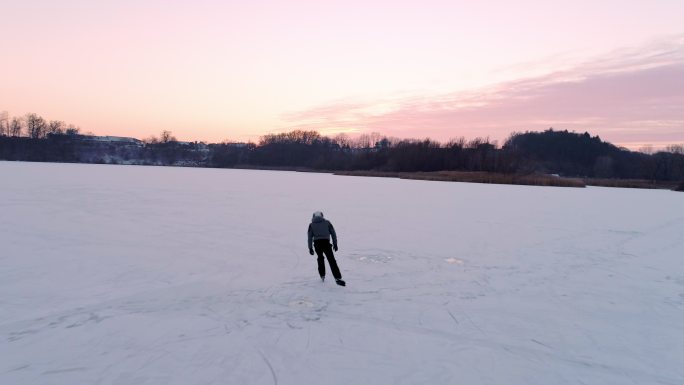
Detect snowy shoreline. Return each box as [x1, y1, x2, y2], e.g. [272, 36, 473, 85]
[3, 159, 680, 190]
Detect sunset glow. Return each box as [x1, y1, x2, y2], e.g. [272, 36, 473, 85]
[2, 0, 683, 148]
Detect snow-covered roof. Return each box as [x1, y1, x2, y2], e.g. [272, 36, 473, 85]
[88, 136, 142, 143]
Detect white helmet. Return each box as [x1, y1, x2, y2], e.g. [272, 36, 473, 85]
[312, 211, 324, 218]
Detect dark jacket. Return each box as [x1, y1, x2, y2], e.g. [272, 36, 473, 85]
[308, 216, 337, 249]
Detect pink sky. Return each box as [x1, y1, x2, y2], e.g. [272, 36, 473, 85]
[2, 0, 683, 148]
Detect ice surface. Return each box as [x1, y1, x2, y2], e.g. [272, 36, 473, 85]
[1, 161, 683, 385]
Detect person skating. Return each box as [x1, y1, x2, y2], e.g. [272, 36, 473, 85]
[307, 211, 345, 286]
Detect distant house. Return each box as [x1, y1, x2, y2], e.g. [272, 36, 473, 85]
[86, 136, 143, 146]
[224, 142, 249, 148]
[47, 133, 143, 146]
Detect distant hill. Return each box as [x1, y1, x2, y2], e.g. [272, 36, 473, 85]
[504, 129, 682, 181]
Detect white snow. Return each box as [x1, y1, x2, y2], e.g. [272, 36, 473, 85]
[1, 161, 683, 385]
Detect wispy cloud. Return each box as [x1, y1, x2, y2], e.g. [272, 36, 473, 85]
[282, 35, 684, 148]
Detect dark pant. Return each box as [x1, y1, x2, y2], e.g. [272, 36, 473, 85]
[313, 239, 342, 280]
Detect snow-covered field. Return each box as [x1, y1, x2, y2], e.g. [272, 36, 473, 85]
[1, 161, 683, 385]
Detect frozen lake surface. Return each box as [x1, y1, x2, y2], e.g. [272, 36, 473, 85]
[1, 161, 683, 385]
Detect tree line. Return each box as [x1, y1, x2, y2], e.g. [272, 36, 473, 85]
[0, 111, 80, 138]
[1, 112, 683, 184]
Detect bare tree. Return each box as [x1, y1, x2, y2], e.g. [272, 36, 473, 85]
[48, 120, 65, 135]
[639, 145, 653, 155]
[10, 117, 22, 136]
[333, 133, 352, 148]
[65, 124, 80, 135]
[354, 133, 372, 149]
[25, 113, 47, 139]
[369, 132, 384, 147]
[160, 130, 176, 143]
[447, 137, 466, 149]
[0, 111, 8, 136]
[666, 144, 684, 155]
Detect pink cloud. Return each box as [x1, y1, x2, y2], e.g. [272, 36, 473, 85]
[282, 36, 684, 148]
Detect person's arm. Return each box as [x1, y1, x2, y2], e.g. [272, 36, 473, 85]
[307, 224, 314, 252]
[328, 221, 338, 249]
